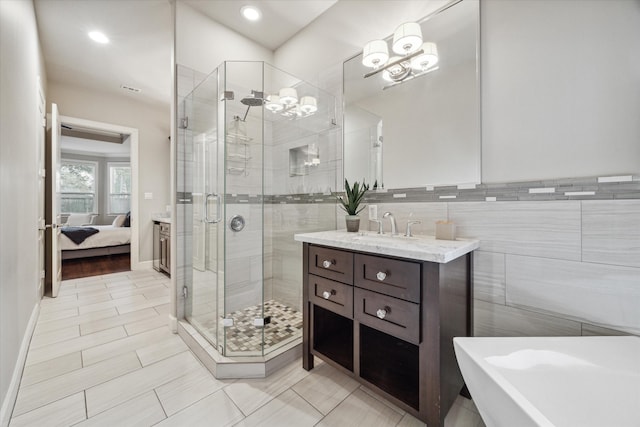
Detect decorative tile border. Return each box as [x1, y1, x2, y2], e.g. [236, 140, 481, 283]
[176, 175, 640, 205]
[363, 175, 640, 204]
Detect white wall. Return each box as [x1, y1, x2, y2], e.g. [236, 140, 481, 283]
[48, 83, 170, 263]
[176, 2, 273, 75]
[0, 0, 47, 421]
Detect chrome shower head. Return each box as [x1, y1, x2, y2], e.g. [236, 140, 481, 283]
[240, 90, 265, 107]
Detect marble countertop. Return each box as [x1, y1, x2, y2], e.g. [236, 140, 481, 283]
[152, 216, 171, 224]
[294, 230, 479, 263]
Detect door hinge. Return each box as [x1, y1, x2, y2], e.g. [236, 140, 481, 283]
[182, 286, 188, 299]
[253, 316, 271, 327]
[221, 91, 234, 101]
[179, 117, 188, 129]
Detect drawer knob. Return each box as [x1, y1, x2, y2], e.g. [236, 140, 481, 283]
[322, 290, 336, 300]
[376, 271, 387, 281]
[322, 260, 334, 269]
[376, 306, 391, 319]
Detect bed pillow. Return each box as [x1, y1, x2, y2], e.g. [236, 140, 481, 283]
[123, 211, 131, 227]
[112, 215, 127, 227]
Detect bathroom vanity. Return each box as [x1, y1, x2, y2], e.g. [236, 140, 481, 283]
[294, 230, 479, 426]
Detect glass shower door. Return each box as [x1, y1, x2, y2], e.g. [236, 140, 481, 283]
[221, 61, 266, 356]
[184, 70, 224, 350]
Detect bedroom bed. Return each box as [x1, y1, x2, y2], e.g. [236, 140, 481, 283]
[60, 216, 131, 260]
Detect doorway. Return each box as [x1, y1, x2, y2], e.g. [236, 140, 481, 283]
[46, 112, 140, 289]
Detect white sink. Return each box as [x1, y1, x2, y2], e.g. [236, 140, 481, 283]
[454, 336, 640, 427]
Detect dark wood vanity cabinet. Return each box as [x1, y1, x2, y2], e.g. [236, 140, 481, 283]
[302, 243, 473, 427]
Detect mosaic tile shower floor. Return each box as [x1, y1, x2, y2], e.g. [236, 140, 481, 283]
[225, 299, 303, 353]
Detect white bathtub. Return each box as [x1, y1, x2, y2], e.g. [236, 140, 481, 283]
[453, 336, 640, 427]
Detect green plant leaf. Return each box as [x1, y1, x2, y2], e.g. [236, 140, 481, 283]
[337, 178, 369, 215]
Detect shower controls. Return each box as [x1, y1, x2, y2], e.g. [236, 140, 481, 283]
[322, 260, 334, 268]
[230, 215, 245, 232]
[376, 271, 387, 281]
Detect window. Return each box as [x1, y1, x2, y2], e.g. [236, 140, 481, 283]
[108, 162, 131, 214]
[60, 160, 97, 214]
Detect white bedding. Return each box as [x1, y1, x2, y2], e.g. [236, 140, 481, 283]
[61, 225, 131, 251]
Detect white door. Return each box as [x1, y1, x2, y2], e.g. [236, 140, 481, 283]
[37, 78, 46, 298]
[51, 103, 62, 297]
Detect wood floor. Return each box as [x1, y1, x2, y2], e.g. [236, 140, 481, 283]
[62, 254, 130, 280]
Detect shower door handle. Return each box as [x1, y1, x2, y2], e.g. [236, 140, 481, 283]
[204, 193, 222, 223]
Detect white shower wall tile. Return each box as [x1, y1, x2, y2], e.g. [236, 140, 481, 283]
[472, 251, 506, 304]
[505, 254, 640, 335]
[448, 201, 582, 260]
[473, 300, 582, 337]
[582, 200, 640, 268]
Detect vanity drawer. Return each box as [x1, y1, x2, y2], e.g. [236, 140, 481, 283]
[355, 254, 421, 303]
[354, 287, 420, 345]
[309, 245, 354, 285]
[308, 275, 353, 318]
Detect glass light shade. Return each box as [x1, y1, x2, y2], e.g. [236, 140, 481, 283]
[362, 40, 389, 68]
[279, 87, 298, 105]
[392, 22, 423, 55]
[410, 42, 439, 71]
[300, 96, 318, 114]
[382, 57, 410, 82]
[265, 95, 284, 112]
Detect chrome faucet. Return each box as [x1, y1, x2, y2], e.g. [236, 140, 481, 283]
[405, 220, 422, 237]
[382, 212, 398, 236]
[371, 219, 384, 234]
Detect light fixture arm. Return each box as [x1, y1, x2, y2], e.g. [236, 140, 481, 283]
[363, 48, 425, 79]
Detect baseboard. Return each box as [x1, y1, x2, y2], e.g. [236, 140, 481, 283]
[168, 314, 178, 333]
[132, 260, 153, 271]
[0, 303, 40, 427]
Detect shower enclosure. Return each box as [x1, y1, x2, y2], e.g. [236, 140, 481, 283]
[176, 61, 337, 369]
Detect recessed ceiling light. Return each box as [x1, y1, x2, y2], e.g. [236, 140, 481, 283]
[241, 5, 261, 21]
[88, 31, 109, 44]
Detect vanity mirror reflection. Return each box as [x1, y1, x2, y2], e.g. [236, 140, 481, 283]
[343, 0, 480, 189]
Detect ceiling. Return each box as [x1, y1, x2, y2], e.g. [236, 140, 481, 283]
[61, 135, 131, 158]
[34, 0, 337, 109]
[182, 0, 338, 51]
[34, 0, 173, 107]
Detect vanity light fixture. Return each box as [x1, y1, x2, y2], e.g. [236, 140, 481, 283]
[362, 22, 439, 84]
[392, 22, 423, 55]
[265, 95, 284, 112]
[279, 87, 298, 106]
[240, 5, 261, 21]
[300, 96, 318, 114]
[88, 31, 109, 44]
[410, 42, 439, 71]
[265, 89, 318, 119]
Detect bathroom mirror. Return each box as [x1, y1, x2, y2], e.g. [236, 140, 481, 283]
[343, 0, 480, 189]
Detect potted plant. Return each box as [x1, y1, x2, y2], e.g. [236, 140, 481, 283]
[337, 179, 369, 232]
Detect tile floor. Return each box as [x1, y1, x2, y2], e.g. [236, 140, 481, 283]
[9, 270, 485, 427]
